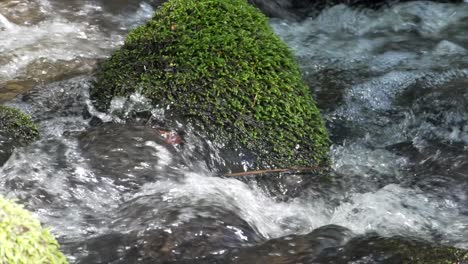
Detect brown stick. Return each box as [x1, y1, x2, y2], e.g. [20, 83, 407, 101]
[224, 166, 324, 177]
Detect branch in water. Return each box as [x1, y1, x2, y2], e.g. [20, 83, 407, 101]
[224, 166, 325, 177]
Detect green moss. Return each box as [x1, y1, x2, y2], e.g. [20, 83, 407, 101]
[375, 237, 468, 264]
[91, 0, 330, 168]
[0, 105, 39, 144]
[0, 196, 68, 264]
[341, 236, 468, 264]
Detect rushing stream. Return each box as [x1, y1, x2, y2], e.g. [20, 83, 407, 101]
[1, 0, 468, 263]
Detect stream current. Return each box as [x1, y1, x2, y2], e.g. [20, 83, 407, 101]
[1, 0, 468, 263]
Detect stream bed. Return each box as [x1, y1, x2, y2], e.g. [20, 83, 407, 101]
[1, 0, 468, 263]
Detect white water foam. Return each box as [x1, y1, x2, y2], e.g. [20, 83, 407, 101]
[127, 168, 468, 248]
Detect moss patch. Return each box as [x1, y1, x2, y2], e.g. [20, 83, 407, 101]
[0, 105, 39, 165]
[326, 235, 468, 264]
[372, 237, 468, 264]
[0, 196, 68, 263]
[91, 0, 330, 168]
[0, 105, 39, 143]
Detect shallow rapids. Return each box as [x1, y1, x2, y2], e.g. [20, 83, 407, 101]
[1, 0, 468, 263]
[0, 0, 154, 101]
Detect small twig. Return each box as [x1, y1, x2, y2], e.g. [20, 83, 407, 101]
[251, 93, 258, 108]
[224, 166, 325, 177]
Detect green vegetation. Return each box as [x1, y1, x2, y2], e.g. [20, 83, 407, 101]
[91, 0, 330, 168]
[344, 236, 468, 264]
[0, 196, 68, 264]
[376, 237, 468, 264]
[0, 105, 39, 165]
[0, 105, 39, 143]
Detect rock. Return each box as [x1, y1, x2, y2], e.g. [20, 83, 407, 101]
[0, 196, 67, 263]
[227, 225, 353, 264]
[0, 80, 34, 102]
[14, 76, 90, 120]
[78, 124, 185, 187]
[0, 105, 39, 165]
[0, 0, 46, 26]
[90, 0, 330, 169]
[433, 40, 466, 55]
[73, 200, 261, 264]
[314, 234, 468, 263]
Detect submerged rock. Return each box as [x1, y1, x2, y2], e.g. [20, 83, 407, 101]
[90, 0, 330, 169]
[0, 0, 46, 26]
[0, 105, 39, 165]
[73, 201, 261, 264]
[78, 124, 185, 187]
[315, 235, 468, 263]
[227, 224, 353, 264]
[0, 196, 68, 263]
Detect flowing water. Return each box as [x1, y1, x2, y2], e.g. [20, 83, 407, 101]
[1, 1, 468, 263]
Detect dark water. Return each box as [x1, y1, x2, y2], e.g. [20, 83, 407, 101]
[1, 1, 468, 263]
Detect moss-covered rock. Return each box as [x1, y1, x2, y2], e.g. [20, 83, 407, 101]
[0, 105, 39, 165]
[315, 235, 468, 264]
[0, 105, 39, 142]
[0, 196, 68, 263]
[372, 237, 468, 264]
[90, 0, 330, 168]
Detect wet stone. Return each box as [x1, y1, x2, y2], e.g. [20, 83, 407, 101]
[396, 76, 468, 141]
[78, 124, 185, 188]
[0, 105, 39, 166]
[314, 235, 468, 264]
[13, 76, 90, 120]
[73, 201, 262, 264]
[227, 225, 353, 264]
[0, 0, 47, 25]
[0, 80, 36, 102]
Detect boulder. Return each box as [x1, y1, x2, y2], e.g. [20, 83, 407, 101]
[90, 0, 330, 169]
[315, 235, 468, 263]
[227, 225, 353, 264]
[72, 201, 261, 264]
[0, 105, 39, 165]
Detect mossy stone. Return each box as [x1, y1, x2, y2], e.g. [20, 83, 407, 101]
[0, 105, 39, 165]
[0, 196, 68, 263]
[317, 235, 468, 264]
[0, 105, 39, 143]
[365, 237, 468, 264]
[91, 0, 330, 168]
